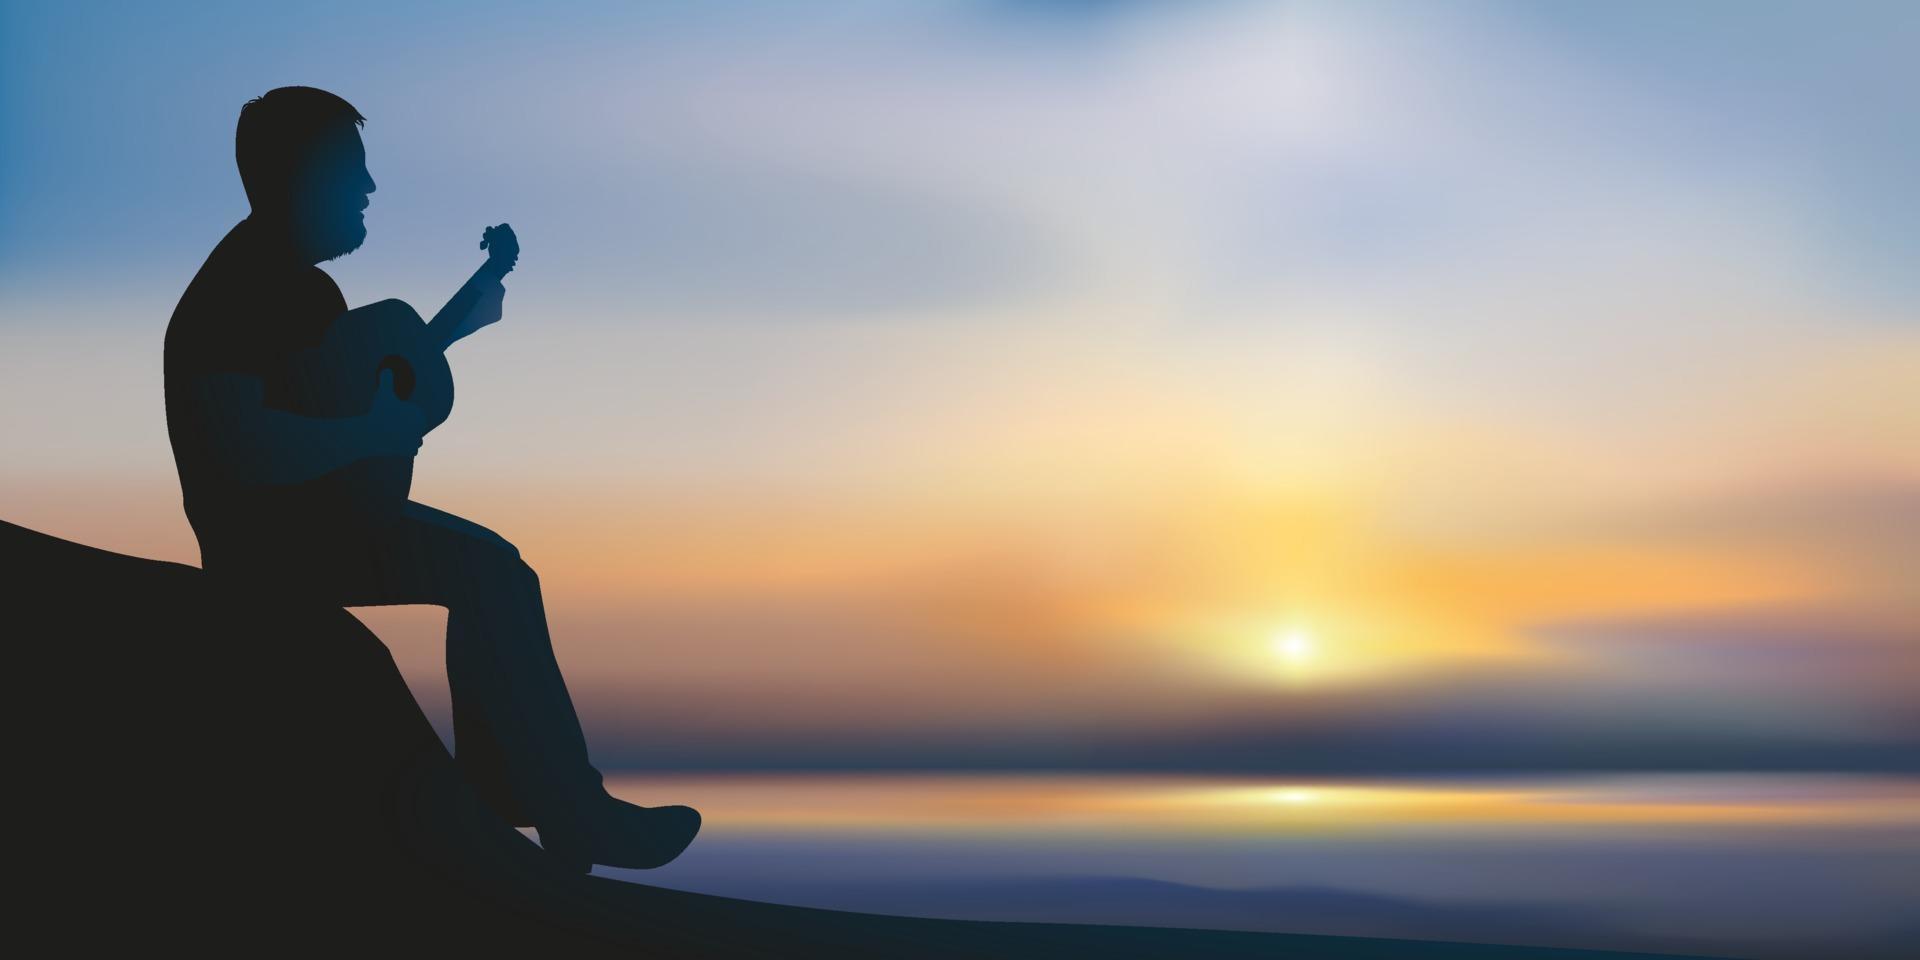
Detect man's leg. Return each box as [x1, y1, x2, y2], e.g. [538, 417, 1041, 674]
[341, 503, 602, 829]
[351, 502, 698, 870]
[446, 607, 537, 826]
[440, 547, 608, 831]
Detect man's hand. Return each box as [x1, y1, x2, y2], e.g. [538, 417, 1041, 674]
[365, 368, 427, 458]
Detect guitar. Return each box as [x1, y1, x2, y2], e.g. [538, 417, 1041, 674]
[284, 223, 519, 517]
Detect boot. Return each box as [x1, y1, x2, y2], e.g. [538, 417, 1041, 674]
[534, 794, 702, 874]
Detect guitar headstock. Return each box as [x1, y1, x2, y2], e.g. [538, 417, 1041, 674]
[479, 223, 519, 277]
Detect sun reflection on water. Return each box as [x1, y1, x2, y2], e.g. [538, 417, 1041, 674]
[602, 773, 1920, 838]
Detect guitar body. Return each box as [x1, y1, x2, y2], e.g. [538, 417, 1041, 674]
[280, 224, 516, 522]
[284, 298, 454, 521]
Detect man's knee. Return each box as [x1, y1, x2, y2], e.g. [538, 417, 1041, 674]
[463, 525, 522, 564]
[471, 539, 534, 590]
[404, 501, 521, 561]
[485, 532, 523, 564]
[442, 548, 540, 617]
[482, 540, 539, 595]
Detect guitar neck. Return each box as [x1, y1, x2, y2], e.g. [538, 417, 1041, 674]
[426, 259, 511, 349]
[474, 255, 514, 283]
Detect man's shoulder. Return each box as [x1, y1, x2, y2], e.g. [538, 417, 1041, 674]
[171, 223, 265, 314]
[165, 222, 296, 379]
[168, 221, 344, 336]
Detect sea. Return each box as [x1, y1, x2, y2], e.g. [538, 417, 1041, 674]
[571, 772, 1919, 959]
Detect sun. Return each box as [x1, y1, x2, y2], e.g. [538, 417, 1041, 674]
[1271, 627, 1316, 663]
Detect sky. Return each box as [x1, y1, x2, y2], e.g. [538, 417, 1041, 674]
[2, 0, 1916, 772]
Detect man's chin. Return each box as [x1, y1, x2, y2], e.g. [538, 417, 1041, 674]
[318, 226, 367, 262]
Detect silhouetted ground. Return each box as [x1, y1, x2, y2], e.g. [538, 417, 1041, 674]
[3, 519, 1724, 958]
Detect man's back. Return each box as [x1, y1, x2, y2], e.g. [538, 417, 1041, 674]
[164, 216, 354, 552]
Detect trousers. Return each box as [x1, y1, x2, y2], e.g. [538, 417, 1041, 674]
[199, 500, 605, 829]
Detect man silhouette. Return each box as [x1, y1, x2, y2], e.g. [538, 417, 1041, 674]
[162, 86, 698, 873]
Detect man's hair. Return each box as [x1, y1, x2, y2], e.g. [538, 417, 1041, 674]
[236, 86, 366, 209]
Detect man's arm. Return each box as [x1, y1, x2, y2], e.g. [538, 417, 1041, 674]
[192, 369, 425, 486]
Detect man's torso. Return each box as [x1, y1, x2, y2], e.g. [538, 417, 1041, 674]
[163, 217, 358, 553]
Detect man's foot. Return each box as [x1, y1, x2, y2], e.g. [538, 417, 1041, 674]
[535, 795, 701, 874]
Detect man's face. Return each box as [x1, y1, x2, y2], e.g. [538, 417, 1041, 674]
[289, 124, 376, 264]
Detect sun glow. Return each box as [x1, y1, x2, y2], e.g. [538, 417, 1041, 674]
[1272, 627, 1316, 663]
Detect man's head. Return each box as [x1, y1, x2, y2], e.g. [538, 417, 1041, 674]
[236, 86, 374, 264]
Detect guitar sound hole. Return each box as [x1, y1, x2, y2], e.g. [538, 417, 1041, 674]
[378, 355, 417, 400]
